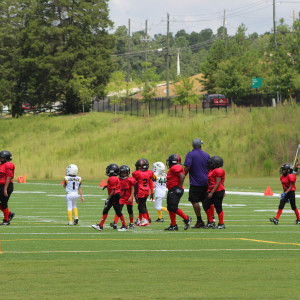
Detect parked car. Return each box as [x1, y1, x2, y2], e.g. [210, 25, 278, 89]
[22, 103, 35, 111]
[202, 94, 230, 109]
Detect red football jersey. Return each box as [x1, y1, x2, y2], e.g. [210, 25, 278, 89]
[0, 161, 15, 185]
[207, 168, 225, 192]
[132, 170, 154, 198]
[280, 174, 296, 192]
[166, 164, 185, 190]
[119, 176, 136, 205]
[107, 176, 120, 195]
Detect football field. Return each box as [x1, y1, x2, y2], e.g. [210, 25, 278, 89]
[1, 180, 300, 299]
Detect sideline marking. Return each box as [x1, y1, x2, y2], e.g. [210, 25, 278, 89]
[2, 237, 300, 247]
[2, 249, 300, 254]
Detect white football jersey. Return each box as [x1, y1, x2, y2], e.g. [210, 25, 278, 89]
[64, 175, 82, 194]
[153, 172, 167, 198]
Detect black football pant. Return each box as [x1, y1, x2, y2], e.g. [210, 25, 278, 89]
[0, 183, 14, 210]
[103, 193, 123, 217]
[279, 191, 297, 210]
[203, 190, 225, 214]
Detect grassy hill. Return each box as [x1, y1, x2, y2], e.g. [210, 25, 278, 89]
[0, 105, 299, 180]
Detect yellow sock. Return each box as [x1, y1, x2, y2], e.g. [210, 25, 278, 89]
[161, 207, 169, 213]
[157, 210, 162, 219]
[73, 208, 78, 219]
[68, 210, 73, 222]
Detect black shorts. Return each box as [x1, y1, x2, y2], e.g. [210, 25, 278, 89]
[188, 185, 208, 203]
[167, 187, 184, 213]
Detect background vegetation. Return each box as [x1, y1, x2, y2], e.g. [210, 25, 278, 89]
[0, 105, 299, 180]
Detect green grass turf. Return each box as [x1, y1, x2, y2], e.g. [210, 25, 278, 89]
[1, 180, 300, 299]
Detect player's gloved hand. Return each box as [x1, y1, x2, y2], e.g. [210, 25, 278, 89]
[150, 193, 154, 201]
[102, 185, 107, 190]
[174, 186, 183, 195]
[280, 192, 286, 200]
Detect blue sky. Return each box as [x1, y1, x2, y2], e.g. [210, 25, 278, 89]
[109, 0, 300, 36]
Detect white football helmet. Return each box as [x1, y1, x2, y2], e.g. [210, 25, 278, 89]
[151, 161, 165, 175]
[66, 164, 78, 176]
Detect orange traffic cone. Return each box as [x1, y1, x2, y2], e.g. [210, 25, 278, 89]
[264, 186, 273, 196]
[99, 179, 107, 187]
[17, 175, 26, 183]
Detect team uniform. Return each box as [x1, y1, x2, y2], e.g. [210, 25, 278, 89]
[270, 163, 300, 225]
[112, 174, 136, 229]
[92, 164, 128, 232]
[64, 175, 83, 225]
[132, 168, 154, 226]
[165, 154, 192, 231]
[203, 157, 226, 229]
[0, 151, 15, 226]
[153, 172, 168, 221]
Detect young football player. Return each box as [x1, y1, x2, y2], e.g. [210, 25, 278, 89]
[0, 151, 15, 226]
[63, 164, 84, 225]
[92, 164, 128, 231]
[151, 161, 168, 222]
[110, 165, 136, 229]
[132, 158, 154, 226]
[203, 156, 226, 229]
[270, 163, 300, 225]
[164, 154, 192, 231]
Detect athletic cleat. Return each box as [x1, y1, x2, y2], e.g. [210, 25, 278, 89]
[269, 218, 278, 225]
[205, 222, 215, 229]
[8, 212, 15, 222]
[0, 220, 10, 225]
[155, 218, 164, 222]
[135, 218, 140, 225]
[213, 223, 225, 229]
[192, 221, 205, 228]
[74, 218, 78, 225]
[148, 218, 152, 223]
[110, 222, 117, 229]
[295, 220, 300, 225]
[118, 225, 128, 232]
[92, 224, 103, 231]
[140, 220, 150, 226]
[164, 224, 178, 231]
[184, 216, 192, 230]
[129, 223, 134, 229]
[68, 221, 74, 225]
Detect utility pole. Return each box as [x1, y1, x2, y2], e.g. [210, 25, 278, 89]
[126, 18, 131, 97]
[222, 10, 226, 40]
[166, 13, 170, 98]
[145, 19, 148, 92]
[273, 0, 279, 104]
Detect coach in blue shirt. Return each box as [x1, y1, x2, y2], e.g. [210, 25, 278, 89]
[184, 138, 210, 228]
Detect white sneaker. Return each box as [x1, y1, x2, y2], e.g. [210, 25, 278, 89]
[68, 221, 74, 225]
[92, 224, 103, 231]
[118, 225, 128, 231]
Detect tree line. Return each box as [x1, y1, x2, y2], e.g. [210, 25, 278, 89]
[1, 1, 300, 116]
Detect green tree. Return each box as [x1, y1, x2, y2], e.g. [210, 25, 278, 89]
[0, 0, 115, 116]
[173, 77, 199, 105]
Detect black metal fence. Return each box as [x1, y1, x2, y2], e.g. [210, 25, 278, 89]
[92, 97, 227, 117]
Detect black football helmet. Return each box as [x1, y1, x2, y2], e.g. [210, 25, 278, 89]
[280, 163, 293, 176]
[119, 165, 130, 179]
[106, 163, 119, 176]
[166, 154, 181, 168]
[135, 158, 149, 170]
[0, 150, 12, 163]
[207, 156, 223, 170]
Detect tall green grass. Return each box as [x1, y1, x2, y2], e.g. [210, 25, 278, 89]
[0, 105, 299, 179]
